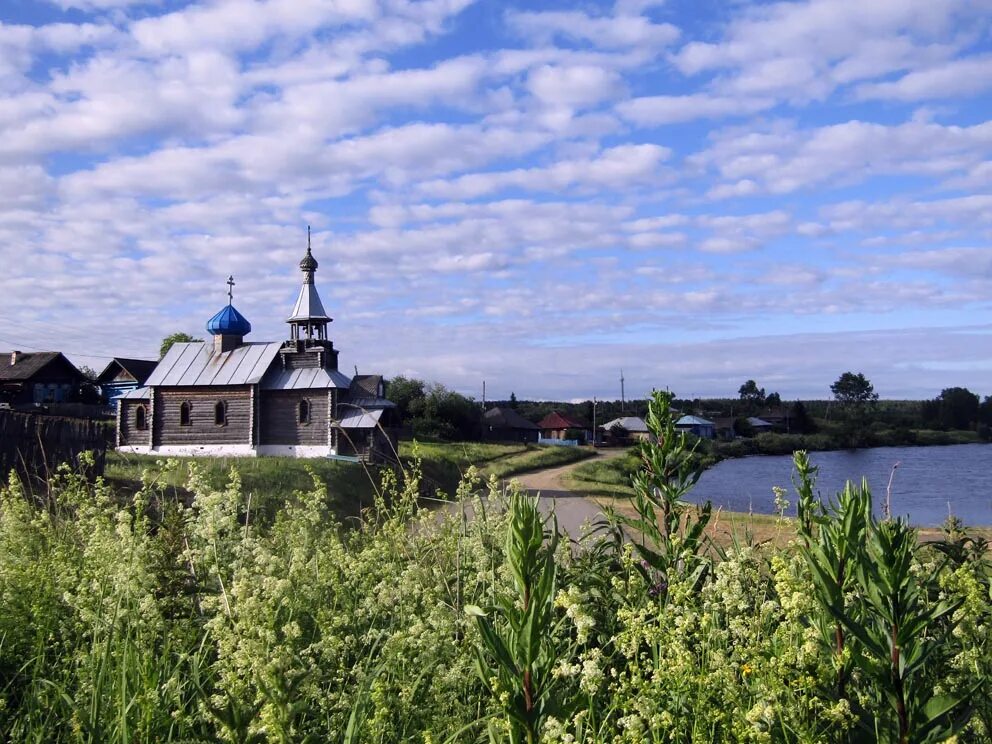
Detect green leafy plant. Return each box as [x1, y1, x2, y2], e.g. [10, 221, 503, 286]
[607, 389, 712, 600]
[465, 488, 565, 743]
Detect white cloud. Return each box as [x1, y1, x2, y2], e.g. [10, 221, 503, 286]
[527, 64, 622, 108]
[617, 93, 774, 125]
[415, 143, 671, 200]
[694, 117, 992, 196]
[508, 8, 679, 50]
[855, 54, 992, 101]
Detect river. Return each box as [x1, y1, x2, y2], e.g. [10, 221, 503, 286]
[686, 443, 992, 527]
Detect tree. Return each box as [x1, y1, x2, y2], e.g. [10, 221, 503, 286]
[738, 379, 765, 405]
[933, 387, 980, 430]
[509, 392, 518, 409]
[160, 332, 202, 359]
[790, 401, 816, 434]
[830, 372, 878, 406]
[765, 391, 782, 408]
[385, 376, 426, 421]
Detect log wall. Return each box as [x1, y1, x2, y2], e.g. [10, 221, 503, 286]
[152, 387, 252, 446]
[259, 390, 331, 445]
[119, 399, 151, 447]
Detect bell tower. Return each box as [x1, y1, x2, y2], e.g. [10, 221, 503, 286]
[283, 227, 338, 370]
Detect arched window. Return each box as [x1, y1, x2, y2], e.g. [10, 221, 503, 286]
[179, 401, 191, 427]
[135, 405, 147, 431]
[299, 399, 311, 424]
[214, 401, 227, 426]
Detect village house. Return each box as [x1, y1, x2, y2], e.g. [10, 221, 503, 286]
[600, 415, 651, 443]
[537, 411, 589, 443]
[97, 358, 158, 409]
[116, 239, 397, 462]
[483, 406, 540, 443]
[675, 414, 717, 439]
[0, 351, 84, 408]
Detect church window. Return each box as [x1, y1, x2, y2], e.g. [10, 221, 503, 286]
[135, 405, 147, 431]
[180, 401, 191, 426]
[299, 399, 311, 424]
[215, 401, 227, 426]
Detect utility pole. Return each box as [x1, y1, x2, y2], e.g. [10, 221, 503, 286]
[620, 369, 626, 412]
[592, 397, 597, 447]
[481, 380, 487, 441]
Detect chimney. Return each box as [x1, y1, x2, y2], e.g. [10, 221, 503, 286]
[10, 351, 20, 366]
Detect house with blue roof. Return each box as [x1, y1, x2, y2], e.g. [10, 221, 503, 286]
[116, 232, 397, 462]
[675, 415, 716, 439]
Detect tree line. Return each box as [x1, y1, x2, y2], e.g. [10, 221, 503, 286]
[385, 371, 992, 443]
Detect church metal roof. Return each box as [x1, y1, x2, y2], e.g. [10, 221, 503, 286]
[145, 342, 281, 387]
[287, 283, 331, 322]
[260, 366, 352, 390]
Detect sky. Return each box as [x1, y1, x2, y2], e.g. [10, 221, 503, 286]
[0, 0, 990, 402]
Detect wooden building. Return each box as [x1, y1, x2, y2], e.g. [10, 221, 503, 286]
[537, 411, 589, 442]
[117, 239, 397, 462]
[0, 351, 84, 407]
[97, 358, 157, 408]
[483, 406, 539, 443]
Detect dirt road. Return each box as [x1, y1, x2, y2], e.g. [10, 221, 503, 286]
[509, 448, 628, 539]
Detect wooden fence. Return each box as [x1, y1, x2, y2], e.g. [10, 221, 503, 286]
[0, 409, 112, 486]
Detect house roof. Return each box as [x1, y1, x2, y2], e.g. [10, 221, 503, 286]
[747, 417, 774, 427]
[600, 416, 648, 433]
[261, 365, 353, 390]
[484, 406, 539, 430]
[0, 352, 81, 382]
[96, 358, 158, 385]
[119, 386, 150, 400]
[676, 415, 715, 427]
[350, 375, 382, 398]
[145, 342, 281, 387]
[538, 411, 587, 430]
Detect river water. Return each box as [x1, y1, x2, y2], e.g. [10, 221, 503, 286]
[686, 443, 992, 527]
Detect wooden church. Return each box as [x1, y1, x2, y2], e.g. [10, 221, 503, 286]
[116, 238, 397, 462]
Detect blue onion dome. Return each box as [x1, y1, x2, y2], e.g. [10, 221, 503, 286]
[206, 304, 252, 336]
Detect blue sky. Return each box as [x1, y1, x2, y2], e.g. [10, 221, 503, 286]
[0, 0, 990, 401]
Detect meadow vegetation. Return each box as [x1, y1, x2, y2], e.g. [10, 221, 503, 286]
[1, 393, 990, 742]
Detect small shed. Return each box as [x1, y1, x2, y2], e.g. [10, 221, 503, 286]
[483, 406, 539, 443]
[675, 415, 716, 439]
[97, 358, 158, 408]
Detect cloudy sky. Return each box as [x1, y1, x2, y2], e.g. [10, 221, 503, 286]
[1, 0, 990, 401]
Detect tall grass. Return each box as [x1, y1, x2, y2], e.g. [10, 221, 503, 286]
[1, 401, 990, 742]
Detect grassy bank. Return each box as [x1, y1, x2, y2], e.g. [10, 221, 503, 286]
[105, 440, 595, 515]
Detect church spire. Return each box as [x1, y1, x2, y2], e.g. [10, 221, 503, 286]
[287, 227, 331, 342]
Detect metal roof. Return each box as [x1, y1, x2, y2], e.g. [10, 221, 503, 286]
[145, 342, 281, 387]
[119, 386, 150, 399]
[261, 365, 352, 390]
[676, 415, 715, 426]
[600, 416, 648, 432]
[287, 282, 330, 322]
[336, 408, 383, 429]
